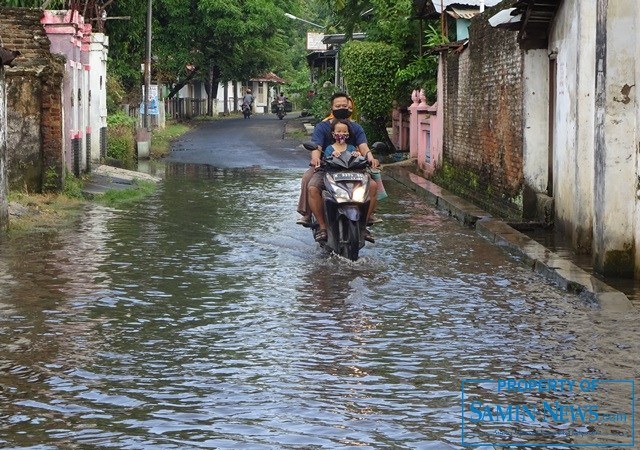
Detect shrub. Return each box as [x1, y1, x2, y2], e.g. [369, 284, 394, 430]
[62, 172, 84, 199]
[340, 41, 401, 150]
[106, 113, 137, 169]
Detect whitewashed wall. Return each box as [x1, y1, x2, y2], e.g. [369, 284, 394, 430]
[89, 33, 108, 162]
[546, 0, 638, 275]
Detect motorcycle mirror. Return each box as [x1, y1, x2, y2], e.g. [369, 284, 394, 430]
[371, 141, 388, 152]
[303, 142, 319, 151]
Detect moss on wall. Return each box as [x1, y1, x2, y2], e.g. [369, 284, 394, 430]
[430, 160, 523, 219]
[602, 244, 634, 278]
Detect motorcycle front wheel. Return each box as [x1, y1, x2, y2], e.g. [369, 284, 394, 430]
[338, 217, 360, 261]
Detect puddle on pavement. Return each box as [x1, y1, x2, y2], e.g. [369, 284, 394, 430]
[522, 227, 640, 306]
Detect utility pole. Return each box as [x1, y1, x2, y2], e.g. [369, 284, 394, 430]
[144, 0, 152, 131]
[137, 0, 152, 159]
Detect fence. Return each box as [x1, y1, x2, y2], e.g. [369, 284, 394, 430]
[165, 98, 207, 119]
[127, 98, 208, 121]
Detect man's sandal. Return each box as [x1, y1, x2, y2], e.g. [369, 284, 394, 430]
[364, 228, 375, 243]
[315, 229, 328, 242]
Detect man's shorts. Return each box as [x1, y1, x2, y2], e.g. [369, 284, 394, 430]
[308, 170, 326, 190]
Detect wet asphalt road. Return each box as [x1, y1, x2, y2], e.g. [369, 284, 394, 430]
[165, 113, 311, 169]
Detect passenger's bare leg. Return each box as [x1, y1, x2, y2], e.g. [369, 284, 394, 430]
[366, 182, 378, 224]
[308, 186, 327, 231]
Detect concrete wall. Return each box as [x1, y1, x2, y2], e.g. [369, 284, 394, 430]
[89, 33, 108, 162]
[542, 0, 637, 276]
[521, 49, 550, 219]
[0, 67, 8, 230]
[592, 0, 637, 276]
[546, 0, 597, 252]
[636, 3, 640, 278]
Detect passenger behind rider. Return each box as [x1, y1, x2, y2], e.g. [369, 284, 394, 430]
[304, 93, 379, 243]
[242, 88, 254, 109]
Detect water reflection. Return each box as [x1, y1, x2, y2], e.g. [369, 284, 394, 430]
[0, 166, 638, 448]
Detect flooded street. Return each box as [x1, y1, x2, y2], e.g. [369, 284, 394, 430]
[0, 162, 638, 449]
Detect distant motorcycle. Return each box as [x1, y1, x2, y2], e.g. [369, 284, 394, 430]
[242, 102, 252, 119]
[275, 100, 286, 120]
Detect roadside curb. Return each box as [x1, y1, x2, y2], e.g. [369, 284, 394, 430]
[384, 165, 634, 312]
[82, 164, 161, 199]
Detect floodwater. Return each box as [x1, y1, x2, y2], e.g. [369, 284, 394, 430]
[0, 167, 638, 449]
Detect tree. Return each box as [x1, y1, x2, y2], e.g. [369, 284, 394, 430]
[340, 40, 400, 150]
[148, 0, 296, 114]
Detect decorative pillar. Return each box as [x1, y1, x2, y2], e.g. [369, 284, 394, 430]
[417, 90, 429, 167]
[408, 89, 420, 158]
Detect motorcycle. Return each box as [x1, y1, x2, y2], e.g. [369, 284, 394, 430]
[242, 101, 252, 119]
[275, 100, 286, 120]
[303, 142, 373, 261]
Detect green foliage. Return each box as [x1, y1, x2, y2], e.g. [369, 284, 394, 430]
[43, 166, 60, 193]
[150, 122, 192, 159]
[425, 22, 450, 47]
[396, 55, 438, 101]
[106, 74, 127, 114]
[0, 0, 66, 6]
[62, 173, 84, 199]
[98, 180, 157, 207]
[340, 41, 401, 146]
[107, 113, 137, 170]
[307, 73, 336, 123]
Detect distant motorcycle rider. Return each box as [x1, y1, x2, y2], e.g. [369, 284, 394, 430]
[242, 88, 254, 109]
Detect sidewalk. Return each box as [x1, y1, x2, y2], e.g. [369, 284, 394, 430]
[82, 165, 161, 199]
[384, 163, 634, 312]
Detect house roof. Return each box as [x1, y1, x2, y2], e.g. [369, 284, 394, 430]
[429, 0, 502, 14]
[489, 0, 562, 49]
[447, 7, 480, 20]
[322, 33, 367, 45]
[514, 0, 562, 49]
[431, 39, 469, 53]
[250, 72, 286, 84]
[306, 49, 338, 67]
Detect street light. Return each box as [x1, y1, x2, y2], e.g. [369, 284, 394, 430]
[284, 13, 324, 29]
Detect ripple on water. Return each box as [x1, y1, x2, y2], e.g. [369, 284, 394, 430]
[0, 173, 638, 448]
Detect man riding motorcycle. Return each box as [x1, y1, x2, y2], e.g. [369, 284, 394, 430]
[305, 93, 379, 243]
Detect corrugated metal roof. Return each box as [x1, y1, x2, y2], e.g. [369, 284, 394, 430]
[447, 7, 479, 20]
[431, 0, 502, 14]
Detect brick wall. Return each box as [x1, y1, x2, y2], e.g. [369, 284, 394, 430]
[439, 9, 524, 218]
[0, 7, 65, 192]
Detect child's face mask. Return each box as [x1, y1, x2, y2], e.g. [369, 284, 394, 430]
[333, 132, 349, 143]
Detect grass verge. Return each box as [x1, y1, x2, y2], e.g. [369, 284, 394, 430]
[96, 180, 157, 207]
[150, 122, 193, 159]
[6, 178, 158, 235]
[7, 192, 86, 235]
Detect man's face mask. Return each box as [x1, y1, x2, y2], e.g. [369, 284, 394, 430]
[332, 108, 351, 120]
[332, 132, 349, 143]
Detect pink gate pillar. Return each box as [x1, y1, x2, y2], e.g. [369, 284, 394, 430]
[42, 10, 89, 175]
[391, 104, 410, 151]
[408, 90, 420, 158]
[391, 102, 401, 149]
[409, 90, 429, 159]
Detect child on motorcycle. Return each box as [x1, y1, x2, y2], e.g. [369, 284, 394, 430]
[325, 120, 356, 158]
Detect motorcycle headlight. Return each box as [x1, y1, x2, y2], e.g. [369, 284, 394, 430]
[352, 184, 368, 203]
[326, 178, 351, 203]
